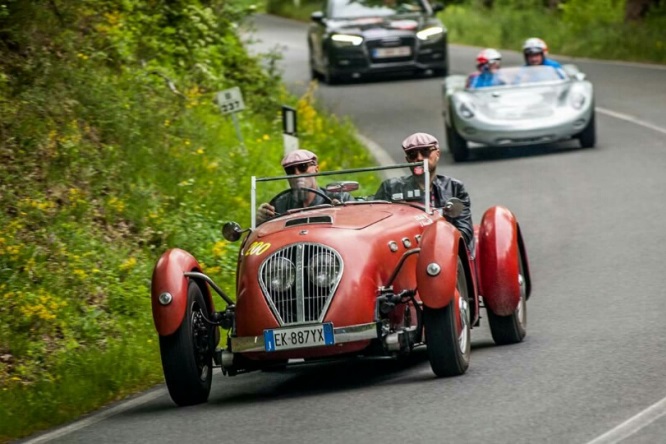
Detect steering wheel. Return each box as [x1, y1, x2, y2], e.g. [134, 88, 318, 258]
[266, 187, 334, 219]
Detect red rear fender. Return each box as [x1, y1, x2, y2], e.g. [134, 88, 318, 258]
[477, 206, 520, 316]
[416, 220, 460, 309]
[151, 248, 214, 336]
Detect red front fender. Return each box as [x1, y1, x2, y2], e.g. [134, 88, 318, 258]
[416, 220, 461, 309]
[151, 248, 214, 336]
[477, 206, 520, 316]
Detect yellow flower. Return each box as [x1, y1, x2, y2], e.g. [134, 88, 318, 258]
[119, 257, 137, 272]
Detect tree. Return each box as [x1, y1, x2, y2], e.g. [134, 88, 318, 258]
[625, 0, 660, 22]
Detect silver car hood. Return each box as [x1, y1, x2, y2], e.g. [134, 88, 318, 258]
[467, 84, 571, 120]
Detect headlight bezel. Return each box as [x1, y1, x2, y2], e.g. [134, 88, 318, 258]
[307, 252, 341, 288]
[416, 26, 444, 42]
[330, 33, 364, 47]
[263, 256, 296, 293]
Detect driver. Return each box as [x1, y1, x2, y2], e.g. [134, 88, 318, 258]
[372, 132, 474, 250]
[256, 149, 355, 224]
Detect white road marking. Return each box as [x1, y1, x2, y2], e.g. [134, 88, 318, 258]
[596, 107, 666, 136]
[21, 388, 167, 444]
[584, 397, 666, 444]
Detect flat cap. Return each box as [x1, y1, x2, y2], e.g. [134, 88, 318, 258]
[281, 149, 318, 168]
[401, 132, 439, 151]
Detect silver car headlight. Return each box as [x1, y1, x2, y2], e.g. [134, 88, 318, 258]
[458, 102, 475, 119]
[331, 34, 363, 47]
[307, 253, 340, 287]
[416, 27, 444, 42]
[263, 257, 295, 292]
[570, 92, 586, 110]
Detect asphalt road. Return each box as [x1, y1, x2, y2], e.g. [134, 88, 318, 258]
[22, 13, 666, 444]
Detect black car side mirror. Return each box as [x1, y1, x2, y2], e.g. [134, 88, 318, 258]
[222, 221, 244, 242]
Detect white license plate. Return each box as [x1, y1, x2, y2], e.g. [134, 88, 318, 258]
[373, 46, 411, 58]
[264, 323, 335, 352]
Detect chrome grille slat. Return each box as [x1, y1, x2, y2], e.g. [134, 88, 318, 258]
[259, 242, 343, 326]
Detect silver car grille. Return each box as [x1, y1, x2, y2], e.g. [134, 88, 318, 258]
[259, 243, 343, 326]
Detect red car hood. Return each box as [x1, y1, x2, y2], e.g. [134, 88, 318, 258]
[255, 205, 393, 237]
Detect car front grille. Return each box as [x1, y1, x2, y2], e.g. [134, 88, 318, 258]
[259, 243, 343, 326]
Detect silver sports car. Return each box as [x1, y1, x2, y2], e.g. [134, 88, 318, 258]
[442, 65, 595, 162]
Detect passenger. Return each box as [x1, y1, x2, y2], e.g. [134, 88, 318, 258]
[466, 48, 504, 89]
[373, 132, 474, 250]
[522, 37, 562, 68]
[256, 149, 355, 224]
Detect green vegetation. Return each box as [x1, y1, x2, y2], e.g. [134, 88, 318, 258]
[0, 0, 376, 441]
[269, 0, 666, 64]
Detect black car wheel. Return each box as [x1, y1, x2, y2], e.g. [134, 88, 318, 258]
[159, 281, 215, 406]
[424, 257, 471, 377]
[578, 109, 596, 148]
[445, 117, 469, 162]
[486, 246, 527, 345]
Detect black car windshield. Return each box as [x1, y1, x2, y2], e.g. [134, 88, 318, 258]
[329, 0, 426, 19]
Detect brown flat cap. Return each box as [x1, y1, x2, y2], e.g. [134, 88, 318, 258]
[401, 132, 439, 151]
[281, 149, 318, 168]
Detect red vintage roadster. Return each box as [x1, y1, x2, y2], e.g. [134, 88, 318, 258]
[150, 163, 531, 406]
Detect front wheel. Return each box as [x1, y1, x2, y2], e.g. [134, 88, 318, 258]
[578, 110, 596, 148]
[486, 247, 527, 345]
[159, 281, 216, 406]
[424, 258, 471, 377]
[445, 119, 469, 162]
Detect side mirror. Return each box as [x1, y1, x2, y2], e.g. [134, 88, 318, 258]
[325, 181, 359, 193]
[432, 3, 444, 13]
[222, 221, 244, 242]
[311, 11, 324, 23]
[442, 197, 464, 218]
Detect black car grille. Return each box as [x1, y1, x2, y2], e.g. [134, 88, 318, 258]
[366, 36, 416, 63]
[259, 243, 343, 326]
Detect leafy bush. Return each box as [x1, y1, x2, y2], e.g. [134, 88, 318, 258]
[0, 0, 375, 441]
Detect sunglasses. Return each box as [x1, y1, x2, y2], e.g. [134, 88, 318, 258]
[405, 147, 437, 161]
[284, 162, 315, 175]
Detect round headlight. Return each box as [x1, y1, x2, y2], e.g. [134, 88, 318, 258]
[263, 257, 295, 292]
[307, 253, 340, 287]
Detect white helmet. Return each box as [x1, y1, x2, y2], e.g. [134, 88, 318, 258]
[522, 37, 548, 57]
[476, 48, 502, 70]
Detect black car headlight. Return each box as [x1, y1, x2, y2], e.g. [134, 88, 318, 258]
[307, 253, 340, 287]
[331, 34, 363, 47]
[263, 257, 295, 292]
[416, 27, 444, 42]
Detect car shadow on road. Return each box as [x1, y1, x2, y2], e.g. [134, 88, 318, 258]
[126, 339, 504, 413]
[446, 140, 593, 164]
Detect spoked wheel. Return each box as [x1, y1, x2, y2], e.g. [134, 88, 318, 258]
[159, 281, 216, 406]
[486, 247, 527, 345]
[424, 257, 471, 377]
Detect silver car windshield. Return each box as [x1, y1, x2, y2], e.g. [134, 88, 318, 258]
[330, 0, 425, 18]
[468, 66, 567, 90]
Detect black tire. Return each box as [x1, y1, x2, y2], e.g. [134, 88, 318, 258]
[308, 44, 319, 81]
[159, 281, 215, 406]
[424, 258, 471, 377]
[578, 110, 596, 148]
[486, 247, 527, 345]
[445, 119, 469, 162]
